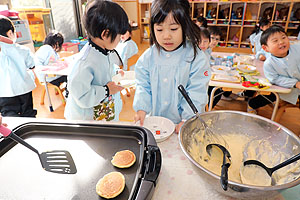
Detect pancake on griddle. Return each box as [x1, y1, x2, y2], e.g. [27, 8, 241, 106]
[96, 172, 125, 199]
[111, 150, 136, 168]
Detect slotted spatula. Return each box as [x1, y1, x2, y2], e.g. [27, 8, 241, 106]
[0, 125, 77, 174]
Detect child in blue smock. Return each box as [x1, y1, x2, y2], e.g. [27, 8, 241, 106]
[115, 25, 138, 71]
[253, 18, 271, 61]
[34, 31, 68, 93]
[64, 0, 128, 120]
[248, 25, 300, 113]
[133, 0, 210, 133]
[0, 16, 37, 117]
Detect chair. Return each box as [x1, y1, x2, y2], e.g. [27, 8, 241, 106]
[33, 70, 66, 106]
[274, 100, 299, 122]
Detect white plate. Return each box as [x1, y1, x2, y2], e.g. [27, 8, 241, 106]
[139, 116, 175, 142]
[237, 64, 256, 73]
[211, 65, 231, 73]
[112, 71, 136, 87]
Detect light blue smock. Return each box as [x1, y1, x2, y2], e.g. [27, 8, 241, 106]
[34, 44, 62, 83]
[249, 32, 257, 53]
[64, 43, 116, 120]
[0, 42, 36, 97]
[133, 42, 211, 124]
[253, 31, 271, 59]
[263, 43, 300, 104]
[115, 39, 138, 71]
[298, 32, 300, 40]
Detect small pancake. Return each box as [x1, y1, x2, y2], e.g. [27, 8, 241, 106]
[96, 172, 125, 199]
[111, 150, 136, 168]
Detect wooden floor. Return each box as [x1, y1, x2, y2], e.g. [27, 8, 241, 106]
[33, 42, 300, 136]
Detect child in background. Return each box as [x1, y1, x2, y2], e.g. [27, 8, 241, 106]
[34, 31, 68, 95]
[64, 0, 128, 120]
[253, 18, 271, 61]
[198, 27, 210, 57]
[133, 0, 210, 133]
[199, 26, 224, 108]
[247, 25, 300, 113]
[196, 16, 207, 28]
[0, 16, 37, 117]
[207, 26, 221, 55]
[115, 25, 138, 71]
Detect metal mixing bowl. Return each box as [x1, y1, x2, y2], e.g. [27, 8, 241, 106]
[179, 110, 300, 199]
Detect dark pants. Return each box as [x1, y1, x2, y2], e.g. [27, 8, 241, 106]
[248, 93, 276, 109]
[208, 86, 223, 108]
[50, 75, 68, 97]
[0, 91, 37, 117]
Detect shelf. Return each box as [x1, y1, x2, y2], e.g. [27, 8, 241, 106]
[138, 0, 298, 51]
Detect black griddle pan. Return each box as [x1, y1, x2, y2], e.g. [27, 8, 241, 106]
[0, 122, 161, 200]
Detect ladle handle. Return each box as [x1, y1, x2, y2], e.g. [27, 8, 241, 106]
[273, 152, 300, 172]
[178, 85, 198, 114]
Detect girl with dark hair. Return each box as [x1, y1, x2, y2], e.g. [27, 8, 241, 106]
[252, 18, 271, 61]
[133, 0, 210, 133]
[64, 0, 128, 120]
[34, 31, 68, 92]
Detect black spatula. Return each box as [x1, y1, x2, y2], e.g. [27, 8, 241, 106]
[0, 125, 77, 174]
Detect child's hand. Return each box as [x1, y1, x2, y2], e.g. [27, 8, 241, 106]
[295, 82, 300, 89]
[259, 54, 266, 61]
[118, 69, 125, 77]
[134, 110, 146, 126]
[0, 114, 8, 127]
[175, 121, 185, 134]
[0, 35, 13, 44]
[106, 81, 124, 95]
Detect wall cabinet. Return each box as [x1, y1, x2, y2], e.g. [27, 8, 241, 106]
[138, 0, 300, 53]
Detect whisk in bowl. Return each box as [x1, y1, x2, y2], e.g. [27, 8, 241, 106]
[178, 85, 228, 147]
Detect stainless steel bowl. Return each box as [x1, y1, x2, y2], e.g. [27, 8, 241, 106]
[179, 110, 300, 199]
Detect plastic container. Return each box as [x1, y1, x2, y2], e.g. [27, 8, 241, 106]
[78, 40, 88, 51]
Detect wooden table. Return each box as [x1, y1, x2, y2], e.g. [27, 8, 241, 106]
[209, 53, 291, 121]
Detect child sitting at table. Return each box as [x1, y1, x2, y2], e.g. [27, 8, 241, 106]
[253, 18, 271, 61]
[247, 25, 300, 113]
[34, 31, 68, 96]
[133, 0, 210, 133]
[207, 26, 221, 55]
[0, 16, 37, 117]
[115, 25, 138, 71]
[64, 0, 128, 120]
[196, 16, 207, 28]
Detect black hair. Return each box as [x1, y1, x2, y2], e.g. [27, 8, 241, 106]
[150, 0, 201, 60]
[44, 31, 64, 51]
[197, 16, 207, 28]
[0, 15, 15, 37]
[83, 0, 129, 42]
[200, 27, 210, 41]
[259, 18, 270, 29]
[208, 26, 221, 37]
[260, 25, 287, 46]
[251, 18, 270, 35]
[126, 24, 132, 34]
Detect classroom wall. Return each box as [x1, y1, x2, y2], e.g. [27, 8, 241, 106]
[49, 0, 77, 41]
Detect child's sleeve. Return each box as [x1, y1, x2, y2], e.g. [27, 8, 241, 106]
[133, 52, 152, 114]
[25, 49, 35, 69]
[181, 51, 211, 121]
[68, 63, 106, 108]
[264, 60, 298, 88]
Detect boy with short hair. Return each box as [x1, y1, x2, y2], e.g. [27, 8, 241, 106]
[64, 0, 128, 120]
[0, 15, 37, 117]
[247, 25, 300, 113]
[207, 26, 221, 55]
